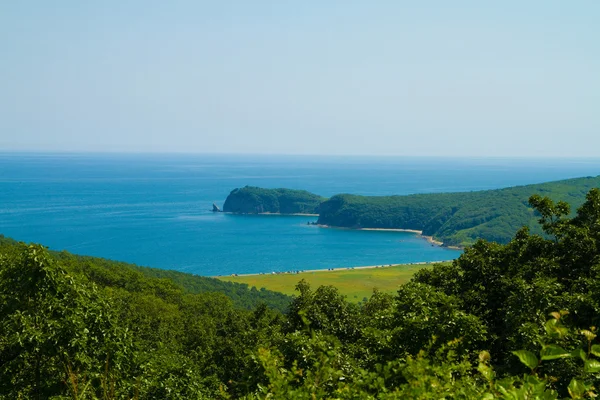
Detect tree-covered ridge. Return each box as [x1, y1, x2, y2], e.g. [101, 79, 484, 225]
[0, 236, 291, 313]
[223, 186, 326, 214]
[2, 190, 600, 398]
[318, 175, 600, 246]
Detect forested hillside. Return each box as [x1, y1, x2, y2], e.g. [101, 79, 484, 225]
[0, 236, 291, 313]
[318, 175, 600, 246]
[2, 190, 600, 398]
[223, 186, 325, 214]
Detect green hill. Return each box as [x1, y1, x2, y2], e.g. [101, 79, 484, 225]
[317, 175, 600, 246]
[222, 186, 326, 214]
[0, 235, 291, 313]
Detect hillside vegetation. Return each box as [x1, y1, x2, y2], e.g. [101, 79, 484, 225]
[223, 186, 325, 214]
[317, 175, 600, 246]
[2, 190, 600, 398]
[0, 235, 291, 313]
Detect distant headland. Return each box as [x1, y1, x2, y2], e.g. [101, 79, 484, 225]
[220, 176, 600, 247]
[221, 186, 326, 215]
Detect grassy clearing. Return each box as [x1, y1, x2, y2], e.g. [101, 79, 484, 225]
[217, 262, 449, 302]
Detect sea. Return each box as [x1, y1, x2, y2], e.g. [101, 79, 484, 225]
[1, 153, 600, 276]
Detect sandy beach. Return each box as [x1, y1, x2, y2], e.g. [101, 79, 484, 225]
[316, 224, 421, 234]
[315, 224, 457, 247]
[258, 212, 319, 216]
[358, 227, 423, 234]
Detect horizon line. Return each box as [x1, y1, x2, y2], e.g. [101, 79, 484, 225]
[1, 150, 600, 160]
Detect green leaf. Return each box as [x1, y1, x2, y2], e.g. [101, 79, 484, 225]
[571, 348, 587, 362]
[584, 359, 600, 373]
[544, 318, 558, 335]
[478, 363, 495, 382]
[591, 344, 600, 357]
[544, 318, 568, 338]
[581, 329, 597, 342]
[568, 378, 585, 399]
[512, 350, 539, 370]
[540, 344, 570, 360]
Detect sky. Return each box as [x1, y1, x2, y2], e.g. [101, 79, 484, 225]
[1, 1, 599, 157]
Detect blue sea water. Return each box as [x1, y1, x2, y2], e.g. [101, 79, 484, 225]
[1, 153, 600, 276]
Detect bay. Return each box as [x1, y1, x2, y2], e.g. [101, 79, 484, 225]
[1, 153, 599, 276]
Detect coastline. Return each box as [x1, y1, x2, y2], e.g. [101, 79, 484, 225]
[223, 213, 462, 248]
[358, 227, 423, 234]
[215, 259, 455, 278]
[422, 235, 442, 246]
[212, 219, 461, 279]
[315, 224, 463, 249]
[315, 224, 422, 234]
[421, 234, 461, 249]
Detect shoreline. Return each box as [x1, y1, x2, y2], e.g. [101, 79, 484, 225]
[315, 224, 422, 234]
[422, 235, 442, 246]
[213, 219, 462, 278]
[357, 227, 423, 234]
[215, 259, 455, 278]
[222, 214, 460, 248]
[315, 224, 463, 249]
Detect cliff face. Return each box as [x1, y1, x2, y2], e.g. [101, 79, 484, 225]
[222, 186, 325, 214]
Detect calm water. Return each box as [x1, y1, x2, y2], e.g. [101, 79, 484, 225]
[1, 153, 600, 276]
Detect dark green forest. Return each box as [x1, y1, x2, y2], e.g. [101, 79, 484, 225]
[222, 186, 326, 214]
[3, 189, 600, 398]
[316, 175, 600, 246]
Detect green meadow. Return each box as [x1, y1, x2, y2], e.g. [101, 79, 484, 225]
[217, 262, 448, 302]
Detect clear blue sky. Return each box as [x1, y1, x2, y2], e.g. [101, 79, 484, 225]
[1, 1, 598, 156]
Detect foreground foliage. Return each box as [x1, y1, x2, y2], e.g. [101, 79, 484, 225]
[0, 237, 291, 314]
[2, 188, 600, 398]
